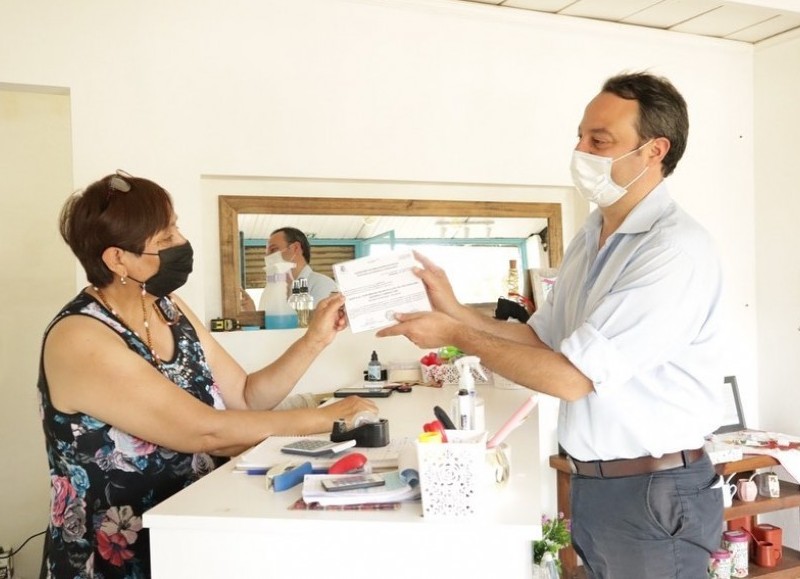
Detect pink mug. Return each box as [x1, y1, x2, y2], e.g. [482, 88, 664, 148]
[737, 479, 758, 502]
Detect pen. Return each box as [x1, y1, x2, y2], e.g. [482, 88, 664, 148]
[236, 466, 330, 475]
[433, 405, 456, 430]
[236, 468, 269, 475]
[486, 394, 538, 449]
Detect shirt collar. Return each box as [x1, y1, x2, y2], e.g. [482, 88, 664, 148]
[587, 181, 672, 236]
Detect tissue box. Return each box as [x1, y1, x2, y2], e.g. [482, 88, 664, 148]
[757, 473, 780, 498]
[417, 430, 487, 519]
[420, 363, 492, 386]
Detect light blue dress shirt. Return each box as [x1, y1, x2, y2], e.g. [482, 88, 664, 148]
[297, 264, 338, 305]
[531, 183, 725, 461]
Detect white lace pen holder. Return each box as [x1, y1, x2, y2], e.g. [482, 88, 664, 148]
[417, 430, 488, 519]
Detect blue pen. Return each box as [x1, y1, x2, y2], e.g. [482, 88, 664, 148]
[239, 467, 269, 475]
[237, 466, 330, 475]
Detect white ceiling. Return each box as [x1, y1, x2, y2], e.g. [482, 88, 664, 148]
[461, 0, 800, 43]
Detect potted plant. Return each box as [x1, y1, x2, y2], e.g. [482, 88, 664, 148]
[532, 512, 571, 578]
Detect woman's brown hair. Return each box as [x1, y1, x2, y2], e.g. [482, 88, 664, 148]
[59, 172, 174, 287]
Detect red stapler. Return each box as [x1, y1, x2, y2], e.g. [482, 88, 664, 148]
[328, 452, 368, 475]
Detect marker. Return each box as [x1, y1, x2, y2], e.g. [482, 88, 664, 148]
[433, 405, 456, 430]
[418, 431, 443, 444]
[486, 394, 538, 449]
[457, 388, 473, 430]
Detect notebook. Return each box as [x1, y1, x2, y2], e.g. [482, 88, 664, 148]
[301, 470, 420, 506]
[235, 435, 414, 471]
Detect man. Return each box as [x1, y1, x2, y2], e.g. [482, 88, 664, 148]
[257, 226, 338, 309]
[378, 72, 725, 578]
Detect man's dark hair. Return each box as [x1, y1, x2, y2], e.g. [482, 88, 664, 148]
[602, 72, 688, 177]
[272, 226, 311, 263]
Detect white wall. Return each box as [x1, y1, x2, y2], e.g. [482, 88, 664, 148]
[754, 29, 800, 447]
[751, 29, 800, 548]
[0, 87, 74, 579]
[0, 0, 767, 575]
[1, 0, 757, 395]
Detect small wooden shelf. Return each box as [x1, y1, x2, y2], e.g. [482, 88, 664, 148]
[747, 546, 800, 578]
[725, 481, 800, 520]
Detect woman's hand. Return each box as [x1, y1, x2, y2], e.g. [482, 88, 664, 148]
[318, 395, 379, 429]
[304, 293, 347, 347]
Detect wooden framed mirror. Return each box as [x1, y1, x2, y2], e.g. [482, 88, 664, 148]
[219, 195, 563, 324]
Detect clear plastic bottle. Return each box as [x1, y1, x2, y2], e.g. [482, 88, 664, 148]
[263, 256, 298, 329]
[449, 356, 487, 431]
[297, 278, 314, 327]
[287, 279, 304, 325]
[290, 278, 312, 328]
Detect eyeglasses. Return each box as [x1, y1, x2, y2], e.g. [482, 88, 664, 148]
[102, 169, 135, 213]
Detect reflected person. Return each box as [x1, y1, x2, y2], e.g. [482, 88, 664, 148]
[257, 226, 338, 309]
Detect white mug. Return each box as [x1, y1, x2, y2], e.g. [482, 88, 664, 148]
[715, 475, 738, 507]
[723, 483, 738, 507]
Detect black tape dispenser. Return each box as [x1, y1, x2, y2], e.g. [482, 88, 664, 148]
[330, 412, 390, 448]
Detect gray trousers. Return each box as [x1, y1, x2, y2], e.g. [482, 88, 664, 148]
[570, 454, 723, 579]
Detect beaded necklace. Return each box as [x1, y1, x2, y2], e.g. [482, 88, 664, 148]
[93, 285, 162, 366]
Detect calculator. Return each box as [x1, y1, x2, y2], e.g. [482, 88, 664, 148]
[279, 438, 356, 456]
[321, 474, 386, 492]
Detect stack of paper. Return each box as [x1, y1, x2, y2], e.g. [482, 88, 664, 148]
[332, 250, 432, 333]
[301, 470, 420, 506]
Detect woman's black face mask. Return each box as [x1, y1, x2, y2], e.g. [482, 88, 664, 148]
[129, 241, 194, 298]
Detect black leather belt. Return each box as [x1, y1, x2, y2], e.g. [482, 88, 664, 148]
[567, 448, 705, 479]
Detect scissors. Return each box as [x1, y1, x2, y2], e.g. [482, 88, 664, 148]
[386, 382, 413, 393]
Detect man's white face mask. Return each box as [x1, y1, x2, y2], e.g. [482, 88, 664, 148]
[570, 140, 653, 207]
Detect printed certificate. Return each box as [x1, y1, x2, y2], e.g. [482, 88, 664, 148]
[332, 250, 432, 333]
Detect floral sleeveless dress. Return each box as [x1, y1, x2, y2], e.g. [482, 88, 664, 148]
[38, 291, 227, 579]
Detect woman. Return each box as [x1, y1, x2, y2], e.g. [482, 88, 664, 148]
[39, 171, 376, 578]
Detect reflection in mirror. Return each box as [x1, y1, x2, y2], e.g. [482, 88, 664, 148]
[239, 213, 548, 308]
[219, 196, 563, 324]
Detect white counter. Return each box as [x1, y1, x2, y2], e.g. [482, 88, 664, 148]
[144, 384, 543, 578]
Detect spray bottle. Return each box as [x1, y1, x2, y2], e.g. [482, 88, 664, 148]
[263, 252, 298, 329]
[450, 356, 487, 431]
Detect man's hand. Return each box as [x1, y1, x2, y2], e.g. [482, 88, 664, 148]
[376, 310, 459, 349]
[412, 251, 462, 317]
